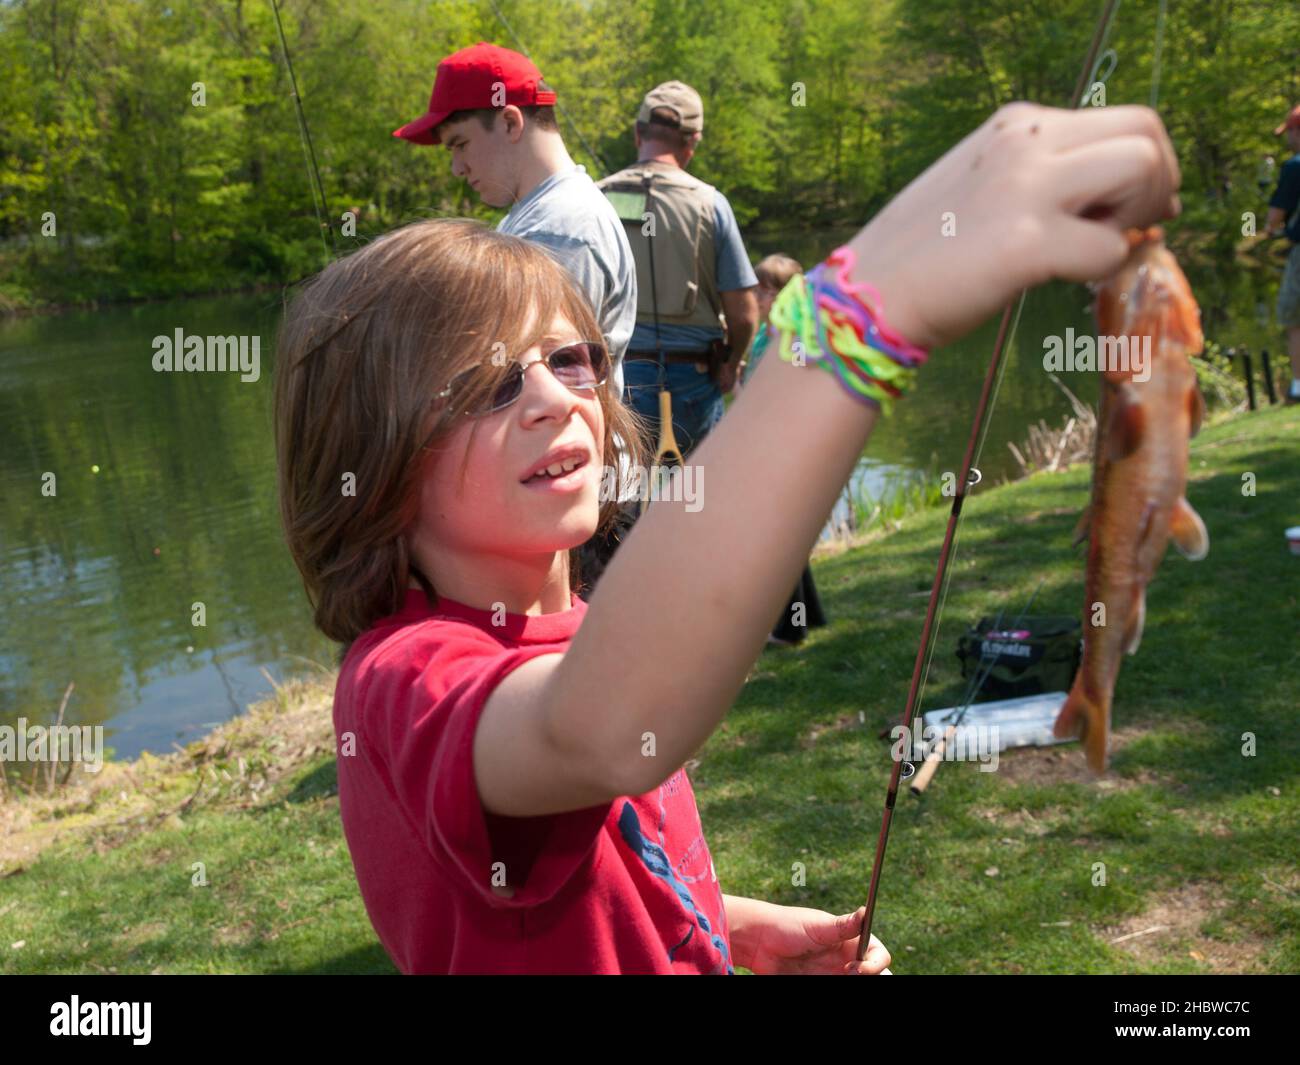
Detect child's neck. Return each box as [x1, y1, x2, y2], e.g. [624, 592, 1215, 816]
[414, 555, 573, 617]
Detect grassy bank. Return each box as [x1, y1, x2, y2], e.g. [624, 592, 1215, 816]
[2, 402, 1296, 974]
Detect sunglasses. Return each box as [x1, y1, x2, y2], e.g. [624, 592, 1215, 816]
[435, 340, 609, 419]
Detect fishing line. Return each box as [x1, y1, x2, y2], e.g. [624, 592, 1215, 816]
[936, 575, 1047, 734]
[486, 0, 611, 177]
[1149, 0, 1167, 109]
[855, 0, 1124, 962]
[269, 0, 336, 262]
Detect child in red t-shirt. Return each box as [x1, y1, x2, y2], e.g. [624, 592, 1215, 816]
[273, 103, 1181, 974]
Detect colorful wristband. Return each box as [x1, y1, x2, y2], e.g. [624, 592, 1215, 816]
[767, 245, 929, 415]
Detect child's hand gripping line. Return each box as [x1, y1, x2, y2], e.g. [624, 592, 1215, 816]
[724, 896, 894, 975]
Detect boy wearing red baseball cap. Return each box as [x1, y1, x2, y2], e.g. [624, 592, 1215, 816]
[395, 43, 637, 401]
[1266, 104, 1300, 403]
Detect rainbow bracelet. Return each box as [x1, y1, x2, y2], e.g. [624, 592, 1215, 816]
[767, 245, 929, 414]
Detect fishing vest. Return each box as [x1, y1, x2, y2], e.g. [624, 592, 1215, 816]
[596, 163, 723, 332]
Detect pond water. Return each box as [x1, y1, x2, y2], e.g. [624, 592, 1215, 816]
[0, 238, 1281, 759]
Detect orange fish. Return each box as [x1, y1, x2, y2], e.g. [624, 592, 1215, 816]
[1054, 227, 1210, 772]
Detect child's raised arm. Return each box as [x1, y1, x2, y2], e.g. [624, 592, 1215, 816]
[474, 103, 1180, 817]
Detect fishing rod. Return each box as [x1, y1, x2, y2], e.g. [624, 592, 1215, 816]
[854, 0, 1123, 963]
[905, 604, 1005, 792]
[1072, 0, 1122, 109]
[908, 576, 1047, 796]
[269, 0, 336, 262]
[268, 0, 618, 254]
[898, 602, 1004, 788]
[636, 172, 687, 516]
[486, 0, 611, 177]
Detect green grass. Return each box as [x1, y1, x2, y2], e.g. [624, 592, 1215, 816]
[2, 404, 1296, 974]
[708, 401, 1300, 973]
[0, 767, 392, 974]
[0, 680, 396, 974]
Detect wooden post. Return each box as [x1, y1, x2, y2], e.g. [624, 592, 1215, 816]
[1241, 348, 1257, 411]
[1261, 349, 1278, 404]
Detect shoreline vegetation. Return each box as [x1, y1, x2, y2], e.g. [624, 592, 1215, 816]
[0, 221, 1286, 321]
[3, 401, 1296, 974]
[0, 385, 1267, 810]
[3, 0, 1298, 319]
[0, 280, 290, 320]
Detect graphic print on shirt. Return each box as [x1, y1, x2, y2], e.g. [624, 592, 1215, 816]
[616, 770, 732, 974]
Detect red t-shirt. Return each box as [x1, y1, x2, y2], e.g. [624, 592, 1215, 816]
[332, 588, 733, 974]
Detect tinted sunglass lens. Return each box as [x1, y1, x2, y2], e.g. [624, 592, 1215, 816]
[488, 365, 523, 412]
[445, 344, 607, 418]
[551, 343, 605, 388]
[441, 364, 518, 417]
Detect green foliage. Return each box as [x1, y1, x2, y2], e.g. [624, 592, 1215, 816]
[3, 0, 1300, 306]
[1196, 340, 1250, 411]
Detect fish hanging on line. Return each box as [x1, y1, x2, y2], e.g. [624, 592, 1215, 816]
[1054, 227, 1210, 773]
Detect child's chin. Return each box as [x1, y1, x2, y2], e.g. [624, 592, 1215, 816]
[558, 514, 600, 547]
[527, 512, 599, 551]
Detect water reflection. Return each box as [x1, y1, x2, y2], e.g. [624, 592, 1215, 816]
[0, 241, 1281, 758]
[0, 293, 336, 760]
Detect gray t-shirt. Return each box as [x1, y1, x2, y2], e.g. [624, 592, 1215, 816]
[498, 165, 637, 398]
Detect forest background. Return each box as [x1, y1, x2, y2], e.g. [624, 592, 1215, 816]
[3, 0, 1300, 311]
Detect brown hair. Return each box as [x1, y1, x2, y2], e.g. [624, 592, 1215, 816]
[438, 79, 560, 137]
[754, 253, 802, 291]
[636, 107, 694, 153]
[273, 218, 646, 645]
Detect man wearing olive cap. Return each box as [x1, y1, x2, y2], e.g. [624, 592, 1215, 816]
[598, 81, 759, 454]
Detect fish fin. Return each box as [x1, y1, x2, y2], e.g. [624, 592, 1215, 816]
[1186, 383, 1206, 438]
[1170, 284, 1205, 353]
[1054, 682, 1109, 773]
[1170, 496, 1210, 560]
[1122, 586, 1146, 655]
[1071, 504, 1092, 547]
[1104, 385, 1145, 462]
[1053, 687, 1086, 739]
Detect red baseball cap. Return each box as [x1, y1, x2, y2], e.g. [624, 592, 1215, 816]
[1274, 104, 1300, 135]
[393, 42, 557, 145]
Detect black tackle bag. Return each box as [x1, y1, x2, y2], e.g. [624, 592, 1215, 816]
[954, 615, 1082, 699]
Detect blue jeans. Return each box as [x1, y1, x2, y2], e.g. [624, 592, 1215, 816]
[622, 359, 724, 459]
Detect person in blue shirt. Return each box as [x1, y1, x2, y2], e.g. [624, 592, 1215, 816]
[1266, 105, 1300, 404]
[598, 82, 759, 455]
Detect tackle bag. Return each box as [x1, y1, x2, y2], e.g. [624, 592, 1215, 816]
[954, 615, 1082, 699]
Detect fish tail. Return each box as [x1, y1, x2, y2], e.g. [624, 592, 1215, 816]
[1054, 681, 1110, 773]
